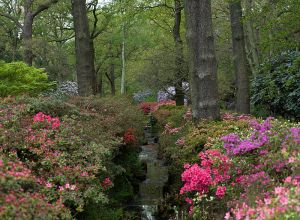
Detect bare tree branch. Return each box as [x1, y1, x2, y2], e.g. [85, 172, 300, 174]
[90, 0, 112, 39]
[0, 12, 23, 30]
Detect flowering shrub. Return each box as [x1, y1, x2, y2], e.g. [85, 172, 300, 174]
[139, 100, 176, 114]
[45, 81, 79, 97]
[33, 112, 61, 129]
[133, 90, 152, 103]
[0, 156, 72, 219]
[227, 177, 300, 220]
[152, 109, 300, 219]
[180, 150, 231, 213]
[221, 117, 273, 155]
[0, 96, 145, 219]
[181, 116, 300, 219]
[123, 128, 137, 145]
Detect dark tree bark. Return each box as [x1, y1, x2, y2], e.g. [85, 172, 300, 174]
[229, 0, 251, 114]
[72, 0, 96, 96]
[95, 65, 103, 96]
[23, 12, 34, 65]
[244, 0, 260, 74]
[184, 0, 220, 121]
[109, 63, 116, 96]
[173, 0, 185, 106]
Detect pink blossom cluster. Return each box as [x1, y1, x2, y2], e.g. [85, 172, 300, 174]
[226, 177, 300, 220]
[175, 138, 185, 146]
[180, 163, 212, 195]
[221, 117, 273, 155]
[235, 171, 270, 188]
[216, 186, 227, 198]
[163, 123, 182, 135]
[58, 183, 76, 191]
[222, 113, 252, 121]
[33, 112, 60, 129]
[180, 150, 230, 198]
[101, 177, 113, 189]
[0, 159, 34, 181]
[139, 100, 176, 114]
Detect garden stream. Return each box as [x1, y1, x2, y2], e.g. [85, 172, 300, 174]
[138, 125, 168, 220]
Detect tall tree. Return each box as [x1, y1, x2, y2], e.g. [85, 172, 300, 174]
[173, 0, 184, 106]
[229, 0, 250, 114]
[0, 0, 59, 65]
[120, 0, 126, 95]
[184, 0, 220, 121]
[72, 0, 96, 96]
[244, 0, 260, 74]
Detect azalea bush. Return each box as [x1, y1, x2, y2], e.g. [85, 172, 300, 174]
[227, 177, 300, 220]
[152, 106, 300, 219]
[180, 116, 300, 219]
[0, 155, 72, 219]
[0, 96, 145, 219]
[139, 100, 176, 114]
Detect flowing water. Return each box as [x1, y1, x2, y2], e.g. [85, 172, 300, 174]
[138, 126, 168, 220]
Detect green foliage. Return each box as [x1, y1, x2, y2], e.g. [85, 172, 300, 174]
[0, 61, 55, 97]
[25, 96, 79, 117]
[251, 51, 300, 119]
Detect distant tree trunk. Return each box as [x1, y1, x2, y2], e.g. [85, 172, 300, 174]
[244, 0, 260, 74]
[184, 0, 220, 121]
[98, 71, 103, 96]
[173, 0, 185, 106]
[23, 13, 34, 65]
[230, 0, 251, 114]
[72, 0, 96, 96]
[120, 22, 126, 94]
[95, 65, 103, 96]
[109, 63, 116, 95]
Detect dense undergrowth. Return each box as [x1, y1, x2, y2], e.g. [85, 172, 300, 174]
[143, 103, 300, 220]
[0, 95, 146, 219]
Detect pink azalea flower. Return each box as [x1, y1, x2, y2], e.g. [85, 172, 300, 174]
[216, 186, 227, 199]
[185, 197, 193, 204]
[224, 212, 230, 220]
[288, 157, 295, 163]
[284, 176, 292, 183]
[46, 182, 52, 188]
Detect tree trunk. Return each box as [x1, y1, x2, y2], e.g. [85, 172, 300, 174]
[109, 63, 116, 96]
[23, 7, 34, 66]
[120, 22, 126, 94]
[98, 71, 103, 96]
[184, 0, 220, 121]
[21, 0, 58, 66]
[230, 0, 251, 114]
[72, 0, 96, 96]
[244, 0, 260, 74]
[173, 0, 185, 106]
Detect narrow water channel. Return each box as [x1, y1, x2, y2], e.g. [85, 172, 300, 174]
[138, 126, 168, 220]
